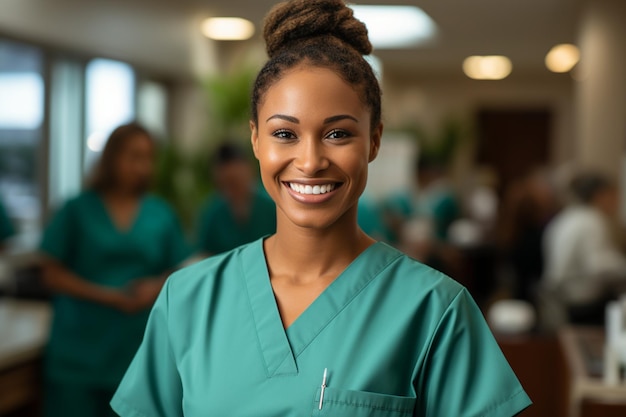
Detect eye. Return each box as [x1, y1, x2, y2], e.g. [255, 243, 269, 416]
[272, 129, 297, 140]
[325, 129, 351, 140]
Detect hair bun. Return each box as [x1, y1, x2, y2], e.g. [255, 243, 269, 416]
[263, 0, 372, 58]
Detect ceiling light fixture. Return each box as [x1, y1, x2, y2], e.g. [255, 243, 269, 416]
[463, 55, 512, 80]
[201, 17, 255, 41]
[350, 5, 436, 49]
[545, 43, 580, 73]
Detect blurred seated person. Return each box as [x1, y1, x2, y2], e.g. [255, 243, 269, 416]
[543, 172, 626, 324]
[0, 196, 15, 251]
[39, 122, 191, 417]
[196, 142, 276, 256]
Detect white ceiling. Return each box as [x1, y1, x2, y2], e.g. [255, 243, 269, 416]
[0, 0, 585, 79]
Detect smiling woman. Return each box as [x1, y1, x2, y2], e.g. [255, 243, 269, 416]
[110, 1, 532, 417]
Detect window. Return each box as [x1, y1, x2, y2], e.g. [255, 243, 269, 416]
[84, 58, 135, 173]
[48, 59, 84, 209]
[0, 40, 44, 250]
[138, 80, 169, 139]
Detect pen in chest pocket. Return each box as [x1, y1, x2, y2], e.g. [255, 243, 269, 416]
[319, 368, 328, 410]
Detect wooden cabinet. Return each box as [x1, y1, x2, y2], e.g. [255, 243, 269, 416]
[497, 333, 567, 417]
[0, 359, 42, 417]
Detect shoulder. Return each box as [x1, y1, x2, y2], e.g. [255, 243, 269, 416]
[54, 190, 97, 214]
[143, 194, 173, 210]
[142, 194, 178, 219]
[374, 243, 465, 310]
[165, 240, 255, 302]
[552, 206, 603, 234]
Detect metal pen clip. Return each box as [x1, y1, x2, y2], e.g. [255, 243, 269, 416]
[319, 368, 328, 410]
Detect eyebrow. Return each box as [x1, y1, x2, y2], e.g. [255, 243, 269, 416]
[265, 114, 359, 124]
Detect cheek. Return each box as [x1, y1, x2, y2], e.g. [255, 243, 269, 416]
[338, 145, 370, 178]
[257, 142, 284, 176]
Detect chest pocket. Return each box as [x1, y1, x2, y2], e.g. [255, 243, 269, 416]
[312, 387, 416, 417]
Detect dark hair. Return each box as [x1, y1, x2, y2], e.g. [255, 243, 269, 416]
[251, 0, 381, 131]
[570, 172, 614, 204]
[89, 122, 154, 192]
[211, 142, 249, 168]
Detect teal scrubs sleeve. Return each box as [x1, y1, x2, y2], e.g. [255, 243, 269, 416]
[40, 200, 75, 262]
[111, 280, 183, 417]
[417, 289, 531, 416]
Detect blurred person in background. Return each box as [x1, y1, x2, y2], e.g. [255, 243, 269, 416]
[196, 141, 276, 256]
[413, 155, 461, 242]
[357, 194, 390, 242]
[39, 122, 191, 417]
[0, 197, 15, 251]
[498, 168, 560, 301]
[543, 172, 626, 324]
[382, 154, 461, 274]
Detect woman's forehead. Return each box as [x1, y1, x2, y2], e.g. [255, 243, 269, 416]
[258, 66, 369, 122]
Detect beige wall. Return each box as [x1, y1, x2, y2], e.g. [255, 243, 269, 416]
[575, 0, 626, 178]
[381, 71, 576, 184]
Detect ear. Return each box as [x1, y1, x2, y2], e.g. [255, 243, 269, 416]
[368, 122, 383, 163]
[250, 120, 260, 160]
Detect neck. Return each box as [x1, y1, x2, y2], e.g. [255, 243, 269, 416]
[102, 187, 141, 202]
[265, 208, 375, 284]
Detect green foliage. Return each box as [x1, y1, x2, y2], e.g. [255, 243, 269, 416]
[203, 67, 257, 141]
[400, 117, 473, 165]
[152, 143, 213, 231]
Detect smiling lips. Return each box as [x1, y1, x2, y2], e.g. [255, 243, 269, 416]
[288, 182, 337, 195]
[284, 181, 342, 203]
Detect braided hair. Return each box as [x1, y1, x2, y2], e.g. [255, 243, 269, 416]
[251, 0, 382, 131]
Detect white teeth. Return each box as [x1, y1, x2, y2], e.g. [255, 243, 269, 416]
[288, 182, 336, 195]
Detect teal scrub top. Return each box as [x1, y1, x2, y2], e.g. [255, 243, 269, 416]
[40, 190, 191, 388]
[112, 239, 531, 417]
[196, 188, 276, 255]
[0, 197, 15, 242]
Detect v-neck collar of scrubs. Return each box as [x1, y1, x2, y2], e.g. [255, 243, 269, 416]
[92, 191, 146, 235]
[241, 238, 402, 378]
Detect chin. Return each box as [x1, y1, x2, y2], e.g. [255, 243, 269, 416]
[279, 206, 355, 231]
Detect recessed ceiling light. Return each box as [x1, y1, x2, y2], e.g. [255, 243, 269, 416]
[201, 17, 255, 41]
[545, 44, 580, 73]
[463, 55, 512, 80]
[350, 5, 436, 49]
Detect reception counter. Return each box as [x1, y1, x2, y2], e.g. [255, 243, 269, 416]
[0, 299, 51, 416]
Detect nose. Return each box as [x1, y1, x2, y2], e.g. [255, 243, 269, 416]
[293, 137, 330, 175]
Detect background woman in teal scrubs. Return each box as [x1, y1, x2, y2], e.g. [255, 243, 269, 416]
[40, 123, 190, 417]
[112, 1, 531, 416]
